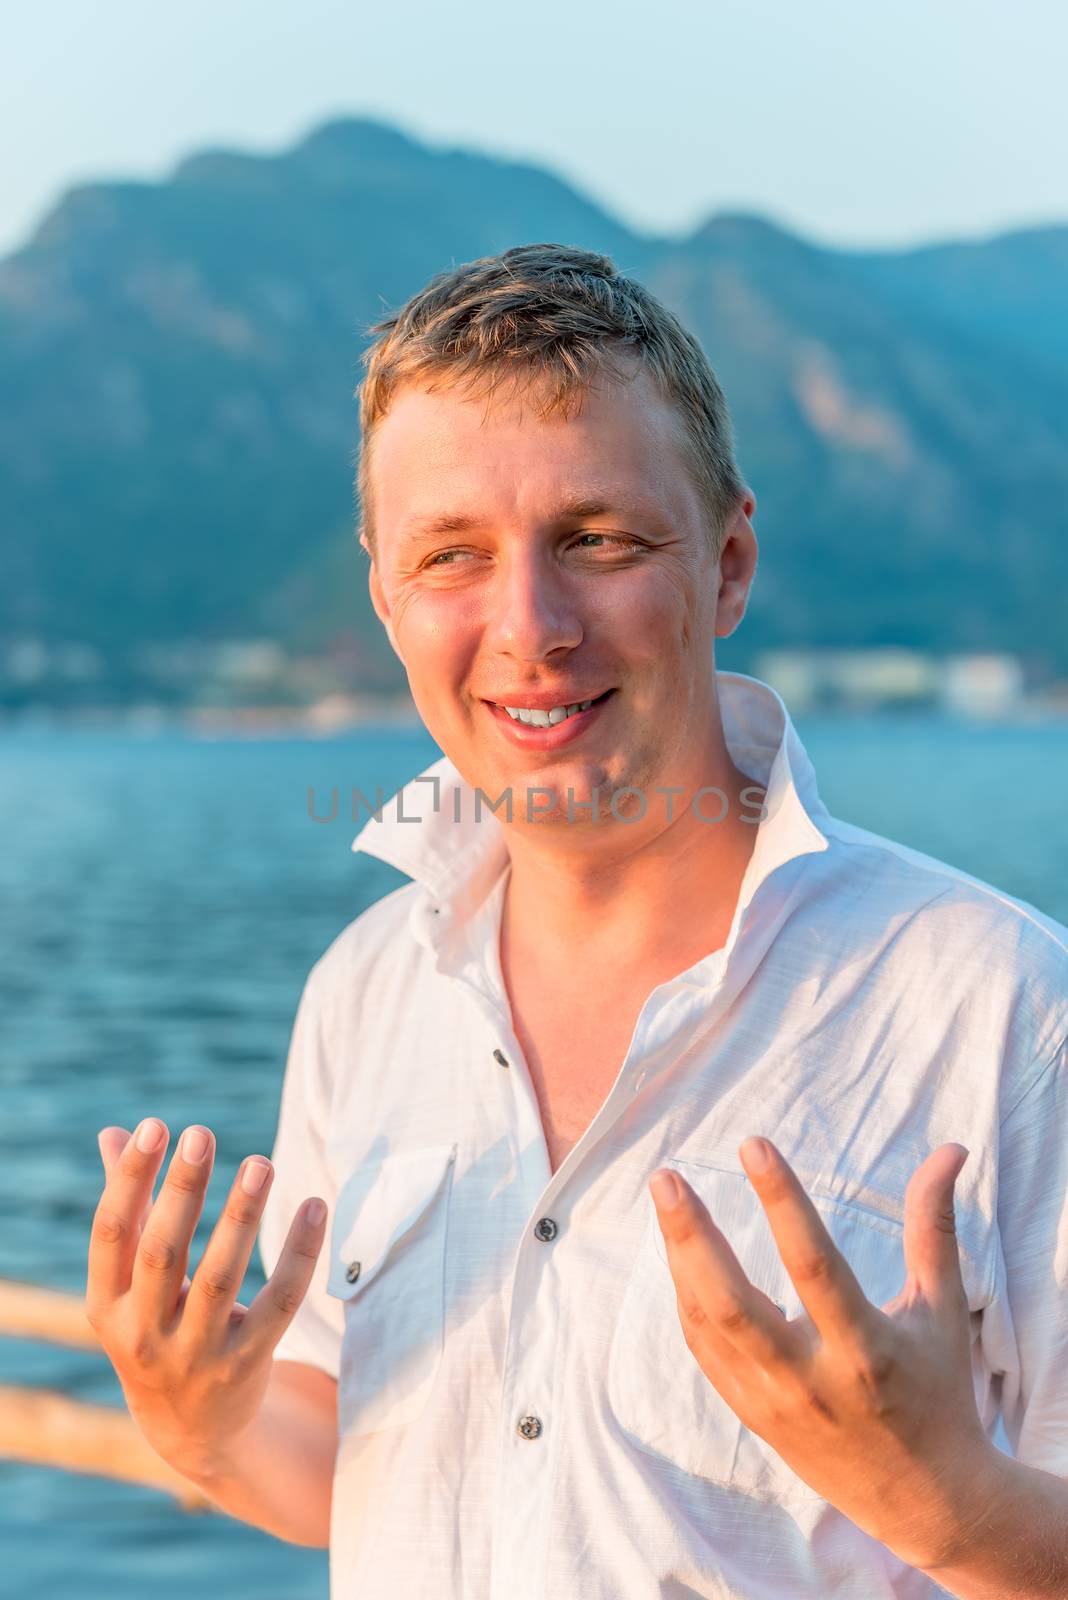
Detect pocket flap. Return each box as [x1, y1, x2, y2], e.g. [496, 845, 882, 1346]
[327, 1144, 457, 1303]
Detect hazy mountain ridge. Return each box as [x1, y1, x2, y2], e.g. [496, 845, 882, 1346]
[2, 114, 1066, 702]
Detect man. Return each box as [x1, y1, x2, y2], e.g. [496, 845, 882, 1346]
[88, 244, 1068, 1598]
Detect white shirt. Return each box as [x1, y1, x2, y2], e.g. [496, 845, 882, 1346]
[259, 670, 1068, 1600]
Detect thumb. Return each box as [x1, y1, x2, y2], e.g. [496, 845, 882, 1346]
[902, 1143, 969, 1313]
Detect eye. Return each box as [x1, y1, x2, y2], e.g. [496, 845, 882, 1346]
[425, 548, 475, 567]
[572, 532, 639, 554]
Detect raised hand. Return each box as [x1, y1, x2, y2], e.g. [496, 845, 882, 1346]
[86, 1118, 327, 1480]
[649, 1139, 998, 1572]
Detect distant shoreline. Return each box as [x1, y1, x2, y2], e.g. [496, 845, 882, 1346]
[0, 693, 428, 739]
[1, 691, 1067, 738]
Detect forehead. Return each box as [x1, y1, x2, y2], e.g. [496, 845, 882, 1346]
[367, 364, 700, 532]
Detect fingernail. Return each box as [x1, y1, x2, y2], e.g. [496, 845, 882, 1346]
[240, 1159, 270, 1195]
[135, 1118, 165, 1153]
[650, 1169, 682, 1209]
[742, 1137, 770, 1172]
[181, 1127, 209, 1164]
[306, 1198, 326, 1225]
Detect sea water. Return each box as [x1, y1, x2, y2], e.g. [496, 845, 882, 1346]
[1, 713, 1065, 1598]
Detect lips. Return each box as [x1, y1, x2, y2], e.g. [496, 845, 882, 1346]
[482, 687, 616, 748]
[484, 689, 615, 713]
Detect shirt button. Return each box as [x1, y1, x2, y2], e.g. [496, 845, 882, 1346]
[533, 1217, 558, 1242]
[346, 1261, 361, 1284]
[492, 1048, 510, 1068]
[516, 1414, 543, 1440]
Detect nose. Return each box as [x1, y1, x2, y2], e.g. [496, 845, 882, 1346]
[484, 546, 583, 663]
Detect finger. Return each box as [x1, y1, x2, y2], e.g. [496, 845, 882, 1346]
[665, 1249, 754, 1399]
[738, 1138, 875, 1345]
[87, 1118, 170, 1310]
[131, 1125, 215, 1327]
[97, 1127, 131, 1175]
[240, 1196, 328, 1356]
[902, 1143, 969, 1315]
[650, 1169, 797, 1370]
[668, 1267, 753, 1417]
[181, 1154, 276, 1342]
[98, 1127, 166, 1233]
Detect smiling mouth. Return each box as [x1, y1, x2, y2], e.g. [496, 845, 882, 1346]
[485, 688, 616, 727]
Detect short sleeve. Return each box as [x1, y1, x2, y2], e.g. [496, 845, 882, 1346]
[989, 1038, 1068, 1475]
[258, 963, 345, 1380]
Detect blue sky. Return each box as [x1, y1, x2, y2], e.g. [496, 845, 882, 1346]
[3, 0, 1065, 258]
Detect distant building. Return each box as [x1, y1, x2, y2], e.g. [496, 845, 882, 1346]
[754, 648, 1026, 718]
[754, 649, 939, 713]
[2, 637, 103, 686]
[938, 653, 1025, 718]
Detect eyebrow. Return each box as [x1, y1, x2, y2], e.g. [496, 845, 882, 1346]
[399, 495, 639, 547]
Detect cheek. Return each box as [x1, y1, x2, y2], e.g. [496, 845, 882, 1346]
[392, 588, 481, 659]
[599, 567, 705, 653]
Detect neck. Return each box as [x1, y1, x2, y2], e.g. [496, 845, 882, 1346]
[498, 733, 765, 985]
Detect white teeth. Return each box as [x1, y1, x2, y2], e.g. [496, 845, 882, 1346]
[502, 698, 594, 726]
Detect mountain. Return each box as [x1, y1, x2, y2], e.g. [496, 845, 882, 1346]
[1, 115, 1066, 704]
[852, 225, 1068, 380]
[642, 215, 1068, 665]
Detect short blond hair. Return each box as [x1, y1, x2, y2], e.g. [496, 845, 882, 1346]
[355, 242, 745, 559]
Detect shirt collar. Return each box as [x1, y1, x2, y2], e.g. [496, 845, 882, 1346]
[351, 670, 830, 928]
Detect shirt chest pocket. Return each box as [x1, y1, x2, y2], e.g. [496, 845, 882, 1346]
[326, 1144, 457, 1438]
[607, 1157, 912, 1503]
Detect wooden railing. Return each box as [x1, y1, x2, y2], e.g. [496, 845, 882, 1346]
[0, 1278, 210, 1510]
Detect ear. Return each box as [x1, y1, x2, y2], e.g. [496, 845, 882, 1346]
[713, 490, 759, 640]
[362, 540, 401, 659]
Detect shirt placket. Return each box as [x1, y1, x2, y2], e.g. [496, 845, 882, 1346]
[468, 974, 723, 1600]
[423, 872, 782, 1600]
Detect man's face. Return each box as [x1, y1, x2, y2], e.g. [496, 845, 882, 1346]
[364, 362, 756, 828]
